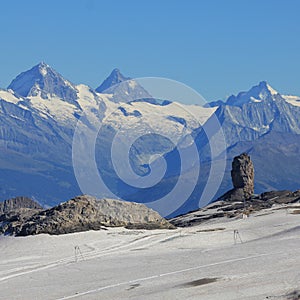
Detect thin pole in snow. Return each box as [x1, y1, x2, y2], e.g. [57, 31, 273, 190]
[234, 229, 243, 244]
[74, 245, 84, 262]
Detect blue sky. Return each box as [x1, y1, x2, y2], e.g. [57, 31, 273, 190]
[0, 0, 299, 101]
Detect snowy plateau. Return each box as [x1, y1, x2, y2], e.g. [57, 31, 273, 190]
[1, 205, 300, 299]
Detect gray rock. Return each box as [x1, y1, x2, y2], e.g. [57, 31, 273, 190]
[0, 197, 42, 235]
[0, 196, 42, 214]
[217, 188, 245, 202]
[170, 190, 300, 227]
[231, 153, 254, 199]
[0, 208, 41, 235]
[3, 195, 175, 236]
[217, 153, 254, 202]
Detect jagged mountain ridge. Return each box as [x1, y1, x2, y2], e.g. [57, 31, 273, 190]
[202, 82, 300, 202]
[96, 67, 152, 102]
[8, 62, 79, 107]
[95, 68, 130, 93]
[0, 62, 300, 216]
[0, 63, 216, 213]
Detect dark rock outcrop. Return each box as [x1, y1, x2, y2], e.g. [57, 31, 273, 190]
[0, 196, 43, 235]
[231, 153, 254, 198]
[1, 195, 175, 236]
[218, 153, 254, 201]
[170, 190, 300, 227]
[170, 153, 299, 227]
[0, 196, 42, 214]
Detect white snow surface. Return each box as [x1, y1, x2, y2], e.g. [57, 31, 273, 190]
[0, 89, 20, 104]
[283, 95, 300, 107]
[266, 83, 279, 96]
[102, 100, 217, 144]
[28, 95, 79, 122]
[0, 85, 216, 134]
[250, 96, 262, 103]
[1, 205, 300, 300]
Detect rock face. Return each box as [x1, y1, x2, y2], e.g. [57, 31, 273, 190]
[231, 153, 254, 199]
[1, 195, 175, 236]
[170, 153, 300, 227]
[95, 68, 151, 102]
[0, 196, 42, 214]
[0, 197, 43, 235]
[8, 62, 79, 105]
[218, 153, 254, 202]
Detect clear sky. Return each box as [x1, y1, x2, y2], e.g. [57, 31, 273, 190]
[0, 0, 299, 102]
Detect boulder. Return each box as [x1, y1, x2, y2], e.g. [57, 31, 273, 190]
[231, 153, 254, 199]
[0, 197, 43, 234]
[217, 153, 254, 202]
[3, 195, 175, 236]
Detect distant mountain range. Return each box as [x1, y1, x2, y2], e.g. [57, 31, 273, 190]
[0, 62, 300, 217]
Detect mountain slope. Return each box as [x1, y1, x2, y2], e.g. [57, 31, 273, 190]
[96, 68, 151, 102]
[1, 64, 300, 217]
[213, 82, 300, 146]
[95, 68, 130, 93]
[8, 62, 79, 107]
[0, 63, 216, 212]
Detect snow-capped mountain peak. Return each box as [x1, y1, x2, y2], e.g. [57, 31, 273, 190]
[8, 62, 79, 106]
[95, 68, 130, 93]
[226, 81, 280, 107]
[37, 61, 50, 75]
[1, 64, 300, 217]
[265, 81, 279, 96]
[95, 69, 151, 102]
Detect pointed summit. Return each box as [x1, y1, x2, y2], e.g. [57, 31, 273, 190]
[95, 68, 151, 103]
[8, 62, 78, 105]
[255, 81, 277, 94]
[95, 68, 130, 93]
[226, 81, 280, 107]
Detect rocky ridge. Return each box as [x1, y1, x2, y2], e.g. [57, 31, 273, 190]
[170, 190, 300, 227]
[170, 154, 300, 227]
[0, 195, 175, 236]
[0, 196, 42, 214]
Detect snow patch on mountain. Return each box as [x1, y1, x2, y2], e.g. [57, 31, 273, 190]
[0, 89, 21, 104]
[28, 95, 79, 122]
[2, 62, 300, 215]
[95, 69, 151, 103]
[283, 95, 300, 107]
[8, 62, 79, 107]
[250, 97, 262, 103]
[226, 81, 279, 107]
[266, 83, 279, 96]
